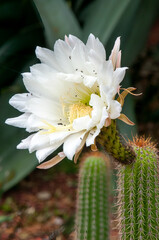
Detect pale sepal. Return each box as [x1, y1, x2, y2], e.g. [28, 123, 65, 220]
[37, 153, 65, 169]
[91, 142, 98, 151]
[118, 113, 135, 126]
[117, 87, 141, 107]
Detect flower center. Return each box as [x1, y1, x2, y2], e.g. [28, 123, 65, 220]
[68, 103, 92, 124]
[41, 103, 92, 134]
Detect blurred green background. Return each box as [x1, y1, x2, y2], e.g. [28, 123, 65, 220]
[0, 0, 159, 194]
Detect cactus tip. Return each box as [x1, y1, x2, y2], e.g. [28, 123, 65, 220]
[130, 135, 157, 150]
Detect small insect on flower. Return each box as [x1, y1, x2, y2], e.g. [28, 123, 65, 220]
[5, 34, 137, 169]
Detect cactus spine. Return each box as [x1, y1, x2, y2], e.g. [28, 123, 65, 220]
[96, 120, 136, 164]
[117, 137, 159, 239]
[76, 153, 110, 240]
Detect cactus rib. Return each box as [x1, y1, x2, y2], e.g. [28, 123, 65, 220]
[76, 153, 110, 240]
[117, 137, 159, 240]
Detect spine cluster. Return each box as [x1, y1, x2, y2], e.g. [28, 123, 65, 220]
[96, 120, 136, 164]
[117, 141, 159, 239]
[76, 153, 110, 240]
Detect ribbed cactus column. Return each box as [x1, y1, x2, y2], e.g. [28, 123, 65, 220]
[76, 153, 110, 240]
[117, 137, 159, 240]
[96, 120, 136, 165]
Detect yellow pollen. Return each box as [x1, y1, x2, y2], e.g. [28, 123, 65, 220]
[68, 103, 92, 124]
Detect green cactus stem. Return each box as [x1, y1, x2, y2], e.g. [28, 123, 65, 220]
[96, 120, 136, 164]
[116, 137, 159, 240]
[76, 152, 110, 240]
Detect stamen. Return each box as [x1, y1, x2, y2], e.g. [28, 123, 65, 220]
[68, 103, 92, 124]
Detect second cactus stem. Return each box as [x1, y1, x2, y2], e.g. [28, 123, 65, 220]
[117, 137, 159, 240]
[96, 120, 136, 165]
[76, 152, 110, 240]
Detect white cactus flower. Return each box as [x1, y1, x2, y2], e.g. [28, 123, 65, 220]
[5, 34, 130, 168]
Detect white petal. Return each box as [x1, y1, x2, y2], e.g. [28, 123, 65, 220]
[36, 46, 61, 71]
[23, 64, 60, 100]
[63, 131, 86, 160]
[86, 128, 99, 146]
[26, 114, 43, 132]
[67, 34, 85, 49]
[29, 131, 50, 153]
[26, 97, 62, 121]
[23, 72, 50, 99]
[54, 39, 74, 73]
[17, 134, 34, 149]
[49, 131, 75, 145]
[99, 85, 114, 105]
[86, 107, 108, 146]
[9, 93, 30, 112]
[24, 66, 73, 101]
[74, 133, 89, 163]
[71, 43, 87, 71]
[87, 49, 103, 72]
[89, 93, 103, 108]
[113, 67, 127, 87]
[36, 142, 63, 163]
[30, 62, 57, 76]
[87, 94, 105, 129]
[57, 73, 82, 83]
[109, 37, 120, 68]
[89, 94, 104, 118]
[83, 75, 97, 88]
[73, 115, 91, 131]
[5, 113, 30, 128]
[86, 33, 106, 61]
[116, 50, 121, 68]
[97, 107, 109, 129]
[99, 60, 114, 86]
[109, 100, 122, 119]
